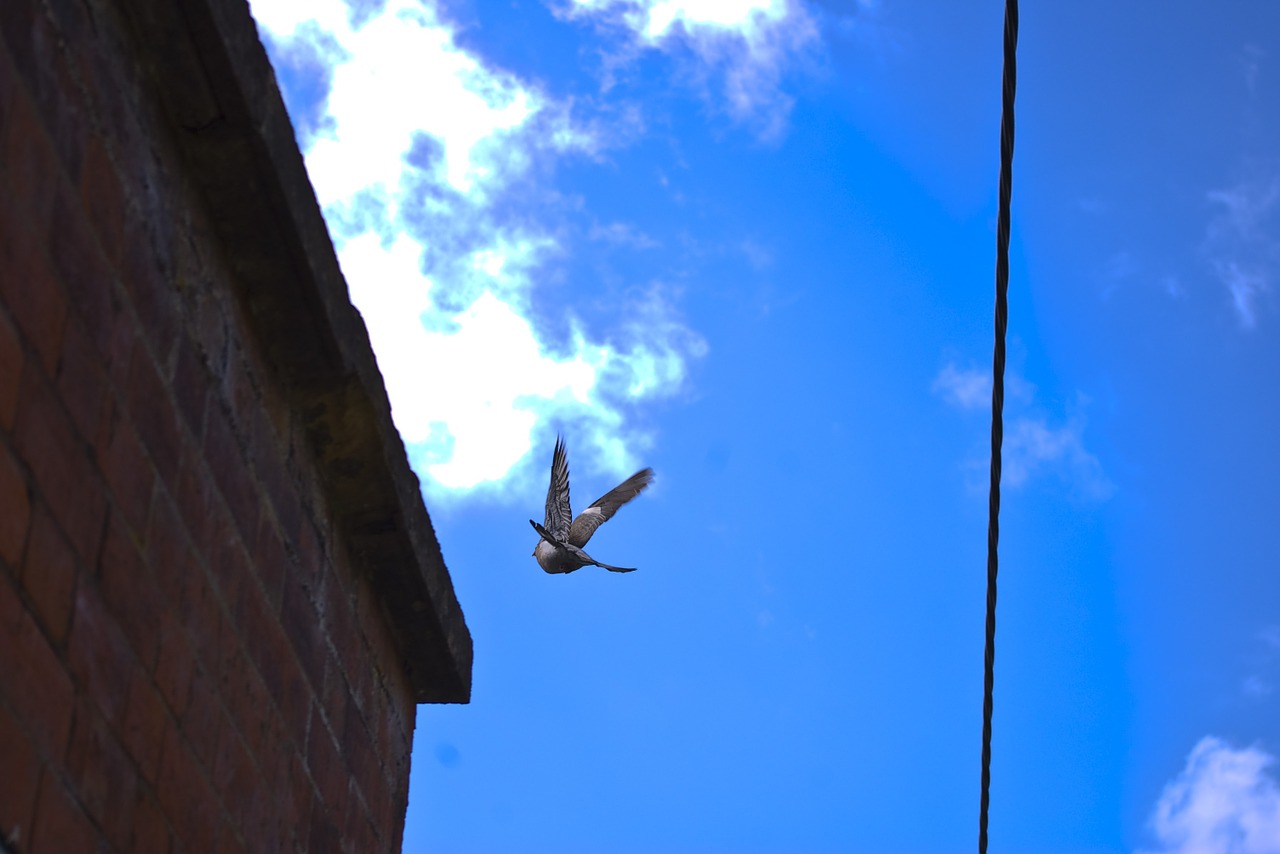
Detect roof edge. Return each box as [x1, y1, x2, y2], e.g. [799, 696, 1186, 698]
[117, 0, 472, 702]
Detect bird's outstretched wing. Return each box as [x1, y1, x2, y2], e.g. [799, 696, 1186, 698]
[568, 467, 654, 547]
[543, 436, 573, 541]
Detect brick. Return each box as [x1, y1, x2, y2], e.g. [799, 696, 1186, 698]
[216, 818, 246, 854]
[122, 665, 167, 786]
[208, 514, 251, 621]
[42, 35, 85, 185]
[0, 700, 42, 844]
[246, 747, 281, 844]
[180, 665, 222, 774]
[48, 230, 130, 403]
[338, 785, 373, 854]
[374, 778, 399, 852]
[203, 409, 260, 543]
[55, 315, 111, 448]
[262, 450, 302, 563]
[147, 495, 194, 612]
[0, 22, 14, 138]
[222, 347, 258, 439]
[79, 136, 125, 266]
[295, 515, 323, 581]
[229, 665, 281, 768]
[171, 337, 209, 439]
[186, 561, 225, 678]
[173, 444, 220, 561]
[20, 504, 77, 643]
[240, 586, 309, 737]
[131, 786, 173, 854]
[318, 660, 348, 763]
[305, 712, 345, 817]
[3, 1, 86, 186]
[70, 29, 143, 209]
[212, 715, 259, 836]
[215, 639, 272, 760]
[0, 0, 38, 83]
[100, 288, 137, 390]
[0, 574, 73, 759]
[278, 748, 314, 850]
[307, 798, 342, 854]
[127, 347, 183, 492]
[0, 308, 20, 429]
[192, 290, 229, 386]
[280, 571, 325, 695]
[13, 361, 106, 565]
[343, 696, 386, 823]
[100, 512, 161, 669]
[67, 578, 135, 727]
[345, 654, 374, 754]
[0, 86, 59, 239]
[322, 578, 360, 694]
[0, 439, 30, 568]
[247, 401, 282, 487]
[1, 215, 68, 373]
[258, 724, 296, 824]
[98, 408, 155, 544]
[156, 720, 220, 852]
[30, 768, 99, 854]
[66, 697, 138, 851]
[154, 612, 194, 720]
[49, 168, 122, 349]
[253, 511, 288, 610]
[121, 215, 181, 369]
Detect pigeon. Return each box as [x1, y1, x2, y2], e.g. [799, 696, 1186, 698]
[530, 436, 654, 574]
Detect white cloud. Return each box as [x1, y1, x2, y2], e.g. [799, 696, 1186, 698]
[560, 0, 818, 136]
[1002, 413, 1114, 501]
[932, 362, 1113, 501]
[250, 0, 704, 495]
[1204, 173, 1280, 328]
[932, 363, 990, 411]
[1139, 737, 1280, 854]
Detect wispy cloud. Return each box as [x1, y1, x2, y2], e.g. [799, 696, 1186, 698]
[1241, 43, 1265, 95]
[559, 0, 819, 137]
[250, 0, 705, 497]
[588, 220, 661, 249]
[1243, 625, 1280, 701]
[1204, 172, 1280, 328]
[931, 363, 991, 411]
[1138, 737, 1280, 854]
[1243, 675, 1273, 698]
[932, 363, 1114, 501]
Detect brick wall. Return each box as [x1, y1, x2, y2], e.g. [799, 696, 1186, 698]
[0, 0, 469, 851]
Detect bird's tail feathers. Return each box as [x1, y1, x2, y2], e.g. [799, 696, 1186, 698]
[571, 542, 637, 573]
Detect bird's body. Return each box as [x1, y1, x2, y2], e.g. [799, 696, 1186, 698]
[530, 437, 653, 574]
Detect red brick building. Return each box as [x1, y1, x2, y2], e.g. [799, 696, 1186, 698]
[0, 0, 472, 850]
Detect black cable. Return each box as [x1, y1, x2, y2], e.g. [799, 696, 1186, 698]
[979, 2, 1018, 852]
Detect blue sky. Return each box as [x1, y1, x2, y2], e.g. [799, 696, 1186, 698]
[247, 1, 1280, 851]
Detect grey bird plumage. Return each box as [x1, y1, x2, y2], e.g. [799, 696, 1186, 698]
[530, 436, 653, 574]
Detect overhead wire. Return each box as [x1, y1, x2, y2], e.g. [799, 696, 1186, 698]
[979, 1, 1018, 852]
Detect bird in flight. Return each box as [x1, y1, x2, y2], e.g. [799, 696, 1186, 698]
[530, 436, 654, 574]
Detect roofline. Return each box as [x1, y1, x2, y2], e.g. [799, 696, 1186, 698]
[117, 0, 472, 702]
